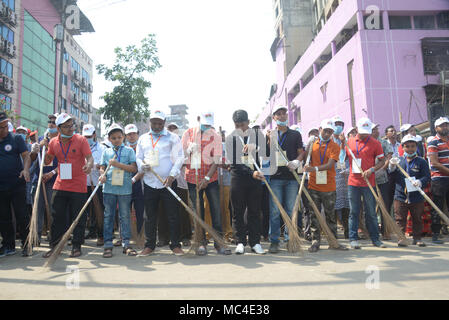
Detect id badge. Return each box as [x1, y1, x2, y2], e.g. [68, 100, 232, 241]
[148, 150, 160, 168]
[241, 155, 254, 170]
[405, 177, 418, 193]
[111, 169, 124, 186]
[60, 163, 72, 180]
[316, 171, 327, 185]
[276, 151, 288, 167]
[191, 152, 201, 170]
[352, 158, 362, 174]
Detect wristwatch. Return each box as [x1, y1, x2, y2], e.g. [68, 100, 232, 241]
[204, 176, 210, 181]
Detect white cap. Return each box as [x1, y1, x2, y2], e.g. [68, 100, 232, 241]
[272, 105, 288, 115]
[435, 117, 449, 128]
[357, 117, 373, 134]
[371, 123, 379, 130]
[200, 112, 214, 126]
[82, 124, 95, 136]
[107, 123, 124, 135]
[150, 110, 166, 121]
[415, 135, 423, 142]
[167, 122, 178, 129]
[8, 122, 13, 132]
[332, 115, 344, 124]
[16, 126, 28, 133]
[56, 113, 72, 126]
[320, 119, 335, 131]
[124, 124, 138, 135]
[401, 134, 418, 145]
[400, 124, 412, 133]
[427, 136, 435, 144]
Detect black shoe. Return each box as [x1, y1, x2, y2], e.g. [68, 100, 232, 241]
[308, 241, 320, 253]
[269, 243, 280, 254]
[432, 235, 444, 244]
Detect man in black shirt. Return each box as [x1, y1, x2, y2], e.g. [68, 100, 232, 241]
[226, 110, 272, 255]
[267, 106, 305, 253]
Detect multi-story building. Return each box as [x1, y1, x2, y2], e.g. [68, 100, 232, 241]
[0, 0, 95, 136]
[257, 0, 449, 137]
[166, 104, 189, 129]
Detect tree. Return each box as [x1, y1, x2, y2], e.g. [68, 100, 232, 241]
[96, 34, 162, 126]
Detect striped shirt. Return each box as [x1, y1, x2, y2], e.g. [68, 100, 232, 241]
[427, 134, 449, 180]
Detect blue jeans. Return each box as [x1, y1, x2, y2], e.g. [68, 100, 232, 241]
[269, 179, 299, 244]
[103, 193, 132, 249]
[348, 186, 380, 243]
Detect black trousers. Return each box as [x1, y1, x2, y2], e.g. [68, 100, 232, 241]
[50, 190, 87, 249]
[144, 183, 181, 250]
[230, 175, 262, 247]
[431, 178, 449, 235]
[0, 181, 29, 249]
[261, 184, 270, 238]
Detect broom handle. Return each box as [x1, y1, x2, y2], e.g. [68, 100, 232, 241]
[42, 181, 52, 232]
[345, 143, 407, 241]
[394, 163, 449, 226]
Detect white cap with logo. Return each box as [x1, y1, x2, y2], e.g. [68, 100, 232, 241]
[56, 113, 72, 126]
[272, 105, 288, 115]
[125, 124, 138, 135]
[150, 110, 166, 121]
[435, 117, 449, 128]
[332, 115, 344, 124]
[401, 134, 417, 145]
[357, 117, 373, 134]
[320, 119, 335, 131]
[107, 123, 124, 135]
[16, 126, 28, 133]
[82, 124, 95, 136]
[200, 112, 214, 126]
[400, 124, 412, 133]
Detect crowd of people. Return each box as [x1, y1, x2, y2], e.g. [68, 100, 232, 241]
[0, 106, 448, 259]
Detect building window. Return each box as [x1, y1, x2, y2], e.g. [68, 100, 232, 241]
[71, 104, 79, 117]
[389, 16, 412, 29]
[62, 73, 67, 86]
[2, 0, 15, 11]
[81, 111, 88, 122]
[0, 23, 14, 43]
[71, 82, 79, 95]
[0, 58, 12, 77]
[63, 50, 69, 61]
[437, 12, 449, 29]
[413, 15, 435, 29]
[71, 57, 80, 72]
[81, 90, 88, 102]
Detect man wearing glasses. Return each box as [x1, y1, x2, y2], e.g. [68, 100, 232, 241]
[42, 113, 94, 258]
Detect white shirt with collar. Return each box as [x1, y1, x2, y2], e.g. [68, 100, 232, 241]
[87, 141, 106, 187]
[386, 139, 400, 157]
[136, 128, 184, 189]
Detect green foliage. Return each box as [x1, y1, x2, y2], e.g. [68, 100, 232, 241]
[96, 34, 162, 126]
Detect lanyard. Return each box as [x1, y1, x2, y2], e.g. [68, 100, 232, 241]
[405, 157, 417, 175]
[356, 137, 370, 157]
[319, 140, 330, 165]
[114, 146, 123, 162]
[278, 131, 287, 148]
[59, 141, 72, 163]
[150, 134, 162, 149]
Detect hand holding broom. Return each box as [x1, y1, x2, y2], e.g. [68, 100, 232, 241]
[390, 156, 449, 226]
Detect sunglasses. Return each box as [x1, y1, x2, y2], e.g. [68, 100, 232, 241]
[48, 121, 56, 124]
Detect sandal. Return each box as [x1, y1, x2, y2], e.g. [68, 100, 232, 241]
[103, 248, 113, 258]
[123, 247, 137, 256]
[69, 248, 82, 258]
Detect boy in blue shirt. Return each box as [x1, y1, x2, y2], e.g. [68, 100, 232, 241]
[99, 124, 138, 258]
[389, 134, 431, 247]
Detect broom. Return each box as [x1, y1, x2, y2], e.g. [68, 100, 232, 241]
[274, 137, 342, 249]
[44, 156, 116, 268]
[89, 174, 104, 237]
[247, 154, 303, 254]
[375, 183, 393, 237]
[390, 156, 449, 226]
[25, 146, 46, 256]
[147, 165, 226, 249]
[345, 144, 408, 243]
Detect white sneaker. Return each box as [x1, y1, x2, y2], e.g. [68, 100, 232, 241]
[251, 244, 266, 254]
[235, 243, 245, 254]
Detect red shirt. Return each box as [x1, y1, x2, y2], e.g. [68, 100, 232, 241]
[428, 134, 449, 179]
[346, 135, 384, 187]
[47, 134, 92, 193]
[181, 128, 222, 184]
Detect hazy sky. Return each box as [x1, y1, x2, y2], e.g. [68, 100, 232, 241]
[75, 0, 275, 134]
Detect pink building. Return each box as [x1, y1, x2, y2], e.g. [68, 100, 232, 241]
[256, 0, 449, 137]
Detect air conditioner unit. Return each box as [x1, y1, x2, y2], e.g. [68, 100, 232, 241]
[88, 83, 93, 92]
[3, 77, 12, 92]
[81, 100, 86, 109]
[1, 4, 7, 18]
[72, 93, 78, 103]
[88, 104, 92, 113]
[0, 37, 5, 52]
[81, 78, 86, 87]
[9, 10, 16, 25]
[6, 42, 14, 57]
[73, 70, 79, 81]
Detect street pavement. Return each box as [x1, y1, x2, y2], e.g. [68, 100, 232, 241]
[0, 235, 448, 300]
